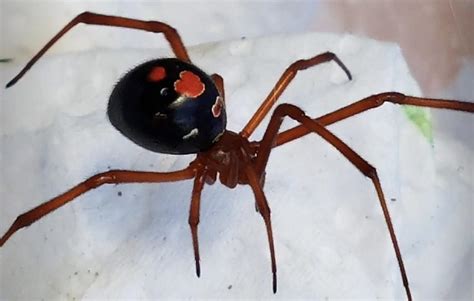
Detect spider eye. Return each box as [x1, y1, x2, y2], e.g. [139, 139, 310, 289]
[160, 87, 169, 96]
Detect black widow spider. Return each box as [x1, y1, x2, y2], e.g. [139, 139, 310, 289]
[1, 12, 473, 300]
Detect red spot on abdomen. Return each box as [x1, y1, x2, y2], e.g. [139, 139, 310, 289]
[174, 71, 205, 98]
[148, 66, 166, 82]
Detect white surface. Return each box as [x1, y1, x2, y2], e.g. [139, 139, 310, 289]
[1, 1, 316, 58]
[3, 0, 472, 102]
[0, 33, 472, 300]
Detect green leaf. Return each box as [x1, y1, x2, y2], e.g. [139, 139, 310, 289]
[403, 105, 433, 144]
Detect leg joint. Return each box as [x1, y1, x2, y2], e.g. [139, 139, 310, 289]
[76, 11, 92, 21]
[364, 165, 377, 179]
[374, 92, 406, 106]
[188, 216, 200, 227]
[274, 103, 305, 119]
[16, 213, 33, 228]
[87, 172, 116, 188]
[289, 59, 307, 71]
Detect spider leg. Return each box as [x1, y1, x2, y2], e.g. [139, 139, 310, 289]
[254, 103, 412, 300]
[0, 167, 196, 247]
[244, 164, 278, 294]
[275, 92, 474, 147]
[211, 73, 225, 100]
[6, 12, 190, 88]
[240, 52, 352, 138]
[188, 168, 207, 277]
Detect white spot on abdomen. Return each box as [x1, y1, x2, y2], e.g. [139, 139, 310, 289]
[183, 128, 199, 140]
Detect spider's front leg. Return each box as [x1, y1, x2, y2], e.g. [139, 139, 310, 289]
[244, 163, 278, 294]
[242, 51, 352, 211]
[240, 52, 352, 138]
[253, 104, 412, 300]
[276, 92, 474, 147]
[188, 168, 207, 277]
[0, 166, 197, 247]
[6, 12, 190, 87]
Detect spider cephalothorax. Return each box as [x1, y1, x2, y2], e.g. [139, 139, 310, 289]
[195, 131, 257, 187]
[1, 12, 473, 300]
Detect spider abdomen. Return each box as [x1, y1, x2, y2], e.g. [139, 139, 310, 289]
[108, 58, 226, 154]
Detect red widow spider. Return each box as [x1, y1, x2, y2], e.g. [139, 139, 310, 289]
[1, 12, 473, 300]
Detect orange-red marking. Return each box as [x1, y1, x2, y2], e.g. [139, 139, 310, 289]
[148, 66, 166, 82]
[174, 71, 205, 98]
[212, 96, 224, 118]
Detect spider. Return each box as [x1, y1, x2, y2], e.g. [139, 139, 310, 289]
[1, 12, 473, 300]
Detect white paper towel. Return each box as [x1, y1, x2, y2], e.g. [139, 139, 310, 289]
[0, 33, 472, 300]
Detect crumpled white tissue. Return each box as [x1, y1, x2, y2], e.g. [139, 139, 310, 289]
[1, 32, 471, 300]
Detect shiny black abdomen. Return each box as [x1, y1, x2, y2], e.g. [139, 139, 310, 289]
[108, 58, 226, 154]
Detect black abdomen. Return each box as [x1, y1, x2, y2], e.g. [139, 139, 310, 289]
[108, 58, 226, 154]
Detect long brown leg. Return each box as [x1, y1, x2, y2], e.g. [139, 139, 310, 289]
[240, 52, 352, 138]
[6, 12, 190, 88]
[275, 92, 474, 147]
[254, 103, 412, 300]
[0, 167, 196, 247]
[188, 168, 206, 277]
[211, 73, 225, 100]
[244, 164, 278, 294]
